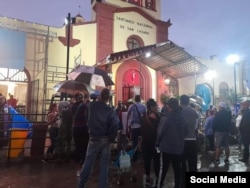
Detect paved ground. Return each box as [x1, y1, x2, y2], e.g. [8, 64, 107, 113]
[0, 145, 249, 188]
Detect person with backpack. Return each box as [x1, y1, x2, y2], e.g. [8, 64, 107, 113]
[115, 101, 129, 157]
[127, 95, 146, 162]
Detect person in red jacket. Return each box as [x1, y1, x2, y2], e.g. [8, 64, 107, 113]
[7, 95, 17, 108]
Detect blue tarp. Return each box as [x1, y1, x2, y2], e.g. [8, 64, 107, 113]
[9, 107, 32, 137]
[0, 28, 26, 69]
[195, 84, 211, 112]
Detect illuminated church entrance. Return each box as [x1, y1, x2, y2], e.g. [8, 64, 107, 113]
[115, 59, 152, 105]
[122, 69, 143, 102]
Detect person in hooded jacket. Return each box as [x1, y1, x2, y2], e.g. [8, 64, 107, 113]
[156, 98, 188, 188]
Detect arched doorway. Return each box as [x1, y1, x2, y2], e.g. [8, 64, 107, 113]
[0, 67, 31, 113]
[115, 59, 152, 106]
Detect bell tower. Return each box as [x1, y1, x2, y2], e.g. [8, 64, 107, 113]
[91, 0, 162, 20]
[122, 0, 156, 10]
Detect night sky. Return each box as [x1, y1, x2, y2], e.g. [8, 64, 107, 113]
[1, 0, 250, 86]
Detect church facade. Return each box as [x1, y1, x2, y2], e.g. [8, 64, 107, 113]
[0, 0, 247, 115]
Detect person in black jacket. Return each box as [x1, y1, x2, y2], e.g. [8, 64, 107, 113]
[180, 95, 198, 188]
[55, 101, 73, 162]
[141, 98, 161, 187]
[71, 92, 89, 172]
[78, 88, 119, 188]
[238, 101, 250, 163]
[157, 98, 188, 188]
[212, 102, 232, 164]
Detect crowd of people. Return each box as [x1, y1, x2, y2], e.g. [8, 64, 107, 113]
[40, 88, 250, 188]
[1, 88, 249, 188]
[203, 100, 250, 166]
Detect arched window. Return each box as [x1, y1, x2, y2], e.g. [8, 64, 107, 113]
[126, 36, 144, 50]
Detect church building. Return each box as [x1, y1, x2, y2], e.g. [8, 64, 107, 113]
[0, 0, 247, 115]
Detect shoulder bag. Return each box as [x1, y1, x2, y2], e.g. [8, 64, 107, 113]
[134, 104, 142, 124]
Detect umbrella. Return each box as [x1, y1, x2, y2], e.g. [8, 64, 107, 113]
[68, 65, 114, 87]
[189, 95, 206, 106]
[53, 80, 89, 95]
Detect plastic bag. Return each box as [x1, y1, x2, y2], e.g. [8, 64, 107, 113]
[119, 151, 131, 169]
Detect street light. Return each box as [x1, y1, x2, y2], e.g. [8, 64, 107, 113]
[65, 13, 71, 80]
[60, 13, 71, 101]
[226, 54, 240, 112]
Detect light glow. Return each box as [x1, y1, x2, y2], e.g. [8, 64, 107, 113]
[226, 54, 240, 65]
[164, 78, 171, 85]
[145, 52, 151, 58]
[204, 70, 217, 80]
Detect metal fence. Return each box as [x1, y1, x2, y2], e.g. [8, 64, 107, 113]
[0, 113, 49, 163]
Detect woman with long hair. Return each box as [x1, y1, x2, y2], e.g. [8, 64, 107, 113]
[141, 98, 161, 187]
[42, 103, 59, 163]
